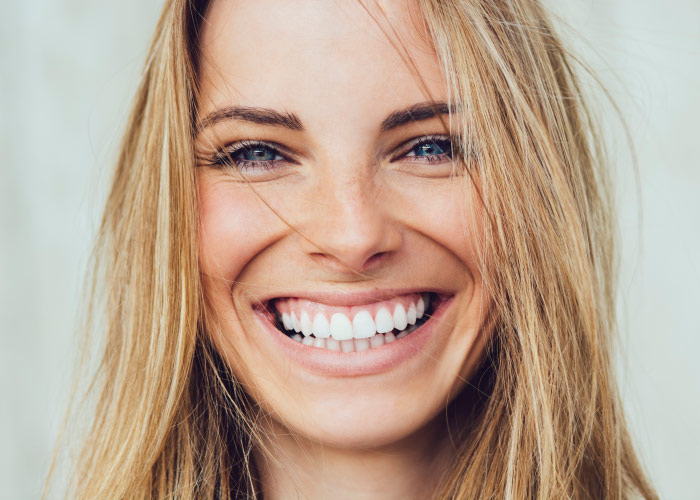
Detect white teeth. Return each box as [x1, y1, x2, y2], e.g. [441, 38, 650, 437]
[312, 313, 331, 338]
[295, 329, 413, 349]
[369, 333, 385, 348]
[375, 307, 394, 334]
[355, 338, 370, 352]
[330, 313, 353, 340]
[282, 312, 293, 330]
[340, 339, 355, 352]
[407, 303, 417, 325]
[300, 311, 313, 336]
[283, 293, 434, 347]
[393, 304, 408, 331]
[352, 310, 376, 339]
[291, 312, 301, 332]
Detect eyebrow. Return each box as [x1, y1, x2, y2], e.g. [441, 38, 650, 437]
[196, 106, 304, 132]
[380, 101, 454, 131]
[195, 100, 454, 133]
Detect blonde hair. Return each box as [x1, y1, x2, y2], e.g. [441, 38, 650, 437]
[50, 0, 658, 498]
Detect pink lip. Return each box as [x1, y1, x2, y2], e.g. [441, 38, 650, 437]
[254, 287, 447, 307]
[253, 294, 454, 377]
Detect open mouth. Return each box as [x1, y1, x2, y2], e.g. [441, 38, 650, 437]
[258, 292, 443, 352]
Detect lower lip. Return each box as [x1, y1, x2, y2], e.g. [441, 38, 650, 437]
[254, 295, 454, 377]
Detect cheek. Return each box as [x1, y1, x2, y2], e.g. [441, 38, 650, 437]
[396, 177, 484, 276]
[396, 178, 491, 368]
[198, 174, 284, 284]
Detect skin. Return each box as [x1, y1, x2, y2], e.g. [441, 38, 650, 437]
[195, 1, 492, 498]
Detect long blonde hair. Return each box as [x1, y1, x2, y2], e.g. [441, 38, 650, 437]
[51, 0, 658, 498]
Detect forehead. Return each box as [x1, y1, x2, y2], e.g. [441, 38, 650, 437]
[196, 0, 446, 129]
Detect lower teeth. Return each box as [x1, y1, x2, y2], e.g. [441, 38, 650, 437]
[285, 316, 425, 351]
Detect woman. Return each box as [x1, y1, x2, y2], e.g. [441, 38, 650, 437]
[57, 0, 658, 498]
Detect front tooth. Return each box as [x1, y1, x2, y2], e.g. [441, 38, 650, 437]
[301, 336, 314, 346]
[282, 312, 293, 330]
[416, 296, 425, 319]
[326, 338, 341, 351]
[313, 338, 327, 349]
[312, 313, 331, 338]
[407, 303, 417, 325]
[352, 310, 376, 339]
[291, 312, 301, 332]
[300, 311, 313, 336]
[393, 304, 408, 331]
[375, 307, 394, 334]
[330, 313, 353, 340]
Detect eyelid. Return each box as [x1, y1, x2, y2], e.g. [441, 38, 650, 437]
[224, 139, 294, 159]
[205, 139, 298, 169]
[389, 134, 453, 161]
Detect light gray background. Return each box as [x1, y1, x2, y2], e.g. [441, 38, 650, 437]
[1, 1, 698, 499]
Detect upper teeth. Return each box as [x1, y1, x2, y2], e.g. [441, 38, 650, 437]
[276, 294, 430, 340]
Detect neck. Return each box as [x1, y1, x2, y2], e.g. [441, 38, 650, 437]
[253, 416, 454, 500]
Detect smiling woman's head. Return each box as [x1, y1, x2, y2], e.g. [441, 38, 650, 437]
[63, 1, 657, 499]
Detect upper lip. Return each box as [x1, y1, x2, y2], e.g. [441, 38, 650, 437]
[251, 287, 451, 308]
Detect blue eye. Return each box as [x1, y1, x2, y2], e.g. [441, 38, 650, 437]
[237, 145, 278, 162]
[413, 141, 447, 156]
[211, 141, 288, 172]
[402, 136, 453, 163]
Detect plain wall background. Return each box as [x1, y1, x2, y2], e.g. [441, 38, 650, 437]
[1, 1, 698, 498]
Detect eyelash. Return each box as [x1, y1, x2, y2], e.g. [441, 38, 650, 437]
[207, 135, 455, 172]
[391, 135, 454, 164]
[209, 140, 292, 172]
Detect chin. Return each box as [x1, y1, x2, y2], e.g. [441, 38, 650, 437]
[262, 384, 446, 450]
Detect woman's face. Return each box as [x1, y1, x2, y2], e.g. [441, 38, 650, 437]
[196, 0, 490, 449]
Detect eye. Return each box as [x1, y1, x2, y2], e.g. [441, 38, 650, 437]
[209, 140, 291, 172]
[395, 135, 454, 164]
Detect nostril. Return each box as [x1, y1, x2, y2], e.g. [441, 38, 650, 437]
[363, 251, 390, 269]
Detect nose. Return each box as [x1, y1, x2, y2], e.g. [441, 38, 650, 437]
[299, 173, 402, 274]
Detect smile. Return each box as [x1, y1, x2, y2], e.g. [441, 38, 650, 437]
[252, 291, 454, 376]
[256, 292, 444, 352]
